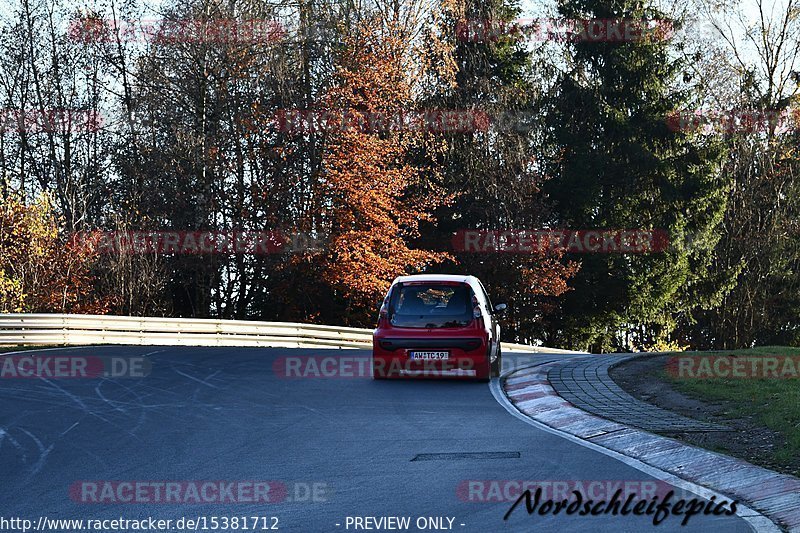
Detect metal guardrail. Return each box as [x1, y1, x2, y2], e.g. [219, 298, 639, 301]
[0, 314, 582, 353]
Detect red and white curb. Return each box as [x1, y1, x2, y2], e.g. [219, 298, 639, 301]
[491, 361, 800, 532]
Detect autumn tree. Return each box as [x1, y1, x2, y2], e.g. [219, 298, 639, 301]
[0, 193, 111, 313]
[302, 19, 451, 326]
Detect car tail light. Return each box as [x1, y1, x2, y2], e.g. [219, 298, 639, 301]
[379, 298, 389, 324]
[472, 295, 482, 318]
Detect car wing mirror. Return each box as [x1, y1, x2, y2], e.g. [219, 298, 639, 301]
[494, 303, 508, 314]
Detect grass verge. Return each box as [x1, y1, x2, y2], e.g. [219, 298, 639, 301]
[663, 346, 800, 465]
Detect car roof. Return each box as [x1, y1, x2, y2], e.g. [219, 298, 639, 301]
[392, 274, 476, 284]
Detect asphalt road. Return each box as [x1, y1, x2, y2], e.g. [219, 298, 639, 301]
[0, 346, 754, 532]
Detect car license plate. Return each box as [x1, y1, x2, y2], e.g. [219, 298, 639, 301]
[409, 351, 450, 360]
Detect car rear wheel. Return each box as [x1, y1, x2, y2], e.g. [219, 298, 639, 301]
[490, 346, 502, 378]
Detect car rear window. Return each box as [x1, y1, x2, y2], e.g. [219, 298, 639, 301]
[389, 283, 474, 328]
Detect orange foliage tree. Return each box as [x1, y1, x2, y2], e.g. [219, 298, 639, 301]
[0, 194, 112, 314]
[308, 21, 451, 324]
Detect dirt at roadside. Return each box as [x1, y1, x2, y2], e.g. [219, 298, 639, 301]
[609, 354, 799, 477]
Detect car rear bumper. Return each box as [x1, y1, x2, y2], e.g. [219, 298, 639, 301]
[372, 335, 490, 380]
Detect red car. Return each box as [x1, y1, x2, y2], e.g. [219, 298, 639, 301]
[372, 274, 507, 381]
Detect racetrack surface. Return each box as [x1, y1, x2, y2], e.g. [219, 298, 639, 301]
[0, 346, 754, 532]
